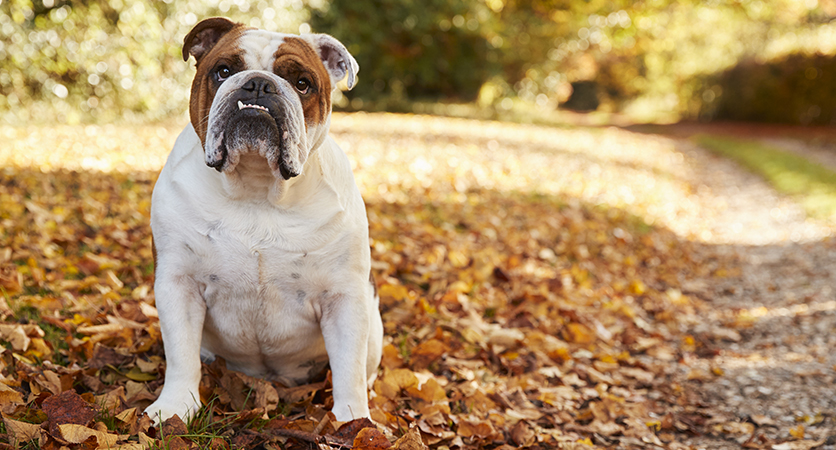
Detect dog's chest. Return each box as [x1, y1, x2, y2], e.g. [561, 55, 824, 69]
[187, 221, 346, 379]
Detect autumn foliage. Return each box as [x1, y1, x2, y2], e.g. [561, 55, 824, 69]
[0, 114, 757, 449]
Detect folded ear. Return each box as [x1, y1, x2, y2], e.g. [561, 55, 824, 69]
[305, 34, 360, 90]
[183, 17, 241, 64]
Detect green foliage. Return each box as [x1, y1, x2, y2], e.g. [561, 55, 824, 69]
[697, 135, 836, 220]
[2, 0, 836, 123]
[310, 0, 495, 107]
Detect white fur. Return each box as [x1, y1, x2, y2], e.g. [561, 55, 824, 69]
[145, 28, 381, 425]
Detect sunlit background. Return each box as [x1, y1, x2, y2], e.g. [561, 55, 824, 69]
[2, 0, 836, 125]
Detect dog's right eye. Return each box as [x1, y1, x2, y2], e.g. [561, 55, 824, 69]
[216, 66, 232, 82]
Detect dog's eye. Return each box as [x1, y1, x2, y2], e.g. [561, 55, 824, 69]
[216, 66, 232, 82]
[295, 78, 310, 94]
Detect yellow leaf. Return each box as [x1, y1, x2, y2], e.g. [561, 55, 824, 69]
[124, 366, 157, 382]
[58, 423, 120, 447]
[629, 280, 646, 295]
[378, 284, 409, 302]
[0, 384, 24, 406]
[565, 323, 595, 344]
[448, 250, 469, 268]
[4, 416, 42, 447]
[385, 368, 419, 391]
[790, 424, 805, 439]
[115, 407, 137, 423]
[405, 377, 447, 403]
[446, 280, 470, 294]
[67, 314, 90, 326]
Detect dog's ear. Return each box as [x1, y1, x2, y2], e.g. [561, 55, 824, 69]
[183, 17, 240, 64]
[305, 34, 359, 91]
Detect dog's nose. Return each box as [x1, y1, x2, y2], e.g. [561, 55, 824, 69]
[242, 77, 276, 96]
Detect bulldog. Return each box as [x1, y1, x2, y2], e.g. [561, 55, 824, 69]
[145, 17, 383, 424]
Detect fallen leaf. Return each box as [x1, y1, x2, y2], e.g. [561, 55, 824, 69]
[510, 421, 536, 446]
[0, 383, 24, 412]
[161, 414, 188, 436]
[353, 426, 392, 450]
[42, 389, 97, 440]
[325, 417, 373, 445]
[456, 417, 496, 439]
[58, 424, 121, 448]
[751, 414, 777, 427]
[391, 425, 428, 450]
[410, 339, 449, 370]
[3, 414, 43, 447]
[772, 440, 826, 450]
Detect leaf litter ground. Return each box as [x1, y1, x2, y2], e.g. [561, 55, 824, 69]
[0, 113, 834, 449]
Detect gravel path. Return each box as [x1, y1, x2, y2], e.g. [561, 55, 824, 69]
[659, 135, 836, 449]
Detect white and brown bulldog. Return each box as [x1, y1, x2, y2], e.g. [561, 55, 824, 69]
[145, 17, 382, 424]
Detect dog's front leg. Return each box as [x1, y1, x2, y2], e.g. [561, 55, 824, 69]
[321, 296, 371, 421]
[145, 273, 206, 424]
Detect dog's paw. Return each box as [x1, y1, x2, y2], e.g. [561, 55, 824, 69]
[331, 402, 370, 422]
[145, 395, 201, 426]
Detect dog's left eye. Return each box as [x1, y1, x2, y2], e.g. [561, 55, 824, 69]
[295, 78, 310, 94]
[216, 66, 232, 82]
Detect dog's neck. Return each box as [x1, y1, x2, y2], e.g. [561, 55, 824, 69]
[216, 145, 328, 208]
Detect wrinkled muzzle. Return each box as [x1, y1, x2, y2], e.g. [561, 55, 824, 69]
[203, 71, 308, 180]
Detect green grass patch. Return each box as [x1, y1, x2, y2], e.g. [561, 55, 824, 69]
[697, 135, 836, 221]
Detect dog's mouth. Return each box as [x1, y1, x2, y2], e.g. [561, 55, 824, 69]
[207, 98, 300, 180]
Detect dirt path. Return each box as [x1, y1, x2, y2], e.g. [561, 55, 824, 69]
[651, 132, 836, 449]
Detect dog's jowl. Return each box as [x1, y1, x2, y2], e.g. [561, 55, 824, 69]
[145, 17, 383, 424]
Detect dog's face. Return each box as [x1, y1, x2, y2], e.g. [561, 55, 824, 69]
[183, 18, 358, 179]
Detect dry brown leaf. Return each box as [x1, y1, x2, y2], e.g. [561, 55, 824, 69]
[42, 389, 97, 439]
[116, 407, 137, 424]
[0, 264, 21, 294]
[89, 344, 134, 369]
[409, 339, 449, 370]
[95, 386, 127, 413]
[510, 421, 536, 447]
[377, 368, 419, 400]
[352, 427, 392, 450]
[161, 414, 188, 436]
[380, 343, 404, 369]
[0, 323, 39, 351]
[405, 377, 447, 403]
[59, 424, 122, 448]
[3, 414, 43, 447]
[456, 417, 496, 439]
[0, 383, 24, 412]
[391, 425, 428, 450]
[332, 417, 376, 444]
[237, 372, 279, 412]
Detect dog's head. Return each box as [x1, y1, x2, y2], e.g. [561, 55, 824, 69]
[183, 17, 358, 179]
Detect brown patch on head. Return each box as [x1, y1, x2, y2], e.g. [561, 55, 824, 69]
[273, 37, 331, 128]
[185, 22, 249, 147]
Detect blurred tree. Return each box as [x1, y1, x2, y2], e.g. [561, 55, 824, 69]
[701, 54, 836, 125]
[310, 0, 496, 107]
[0, 0, 307, 124]
[2, 0, 836, 124]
